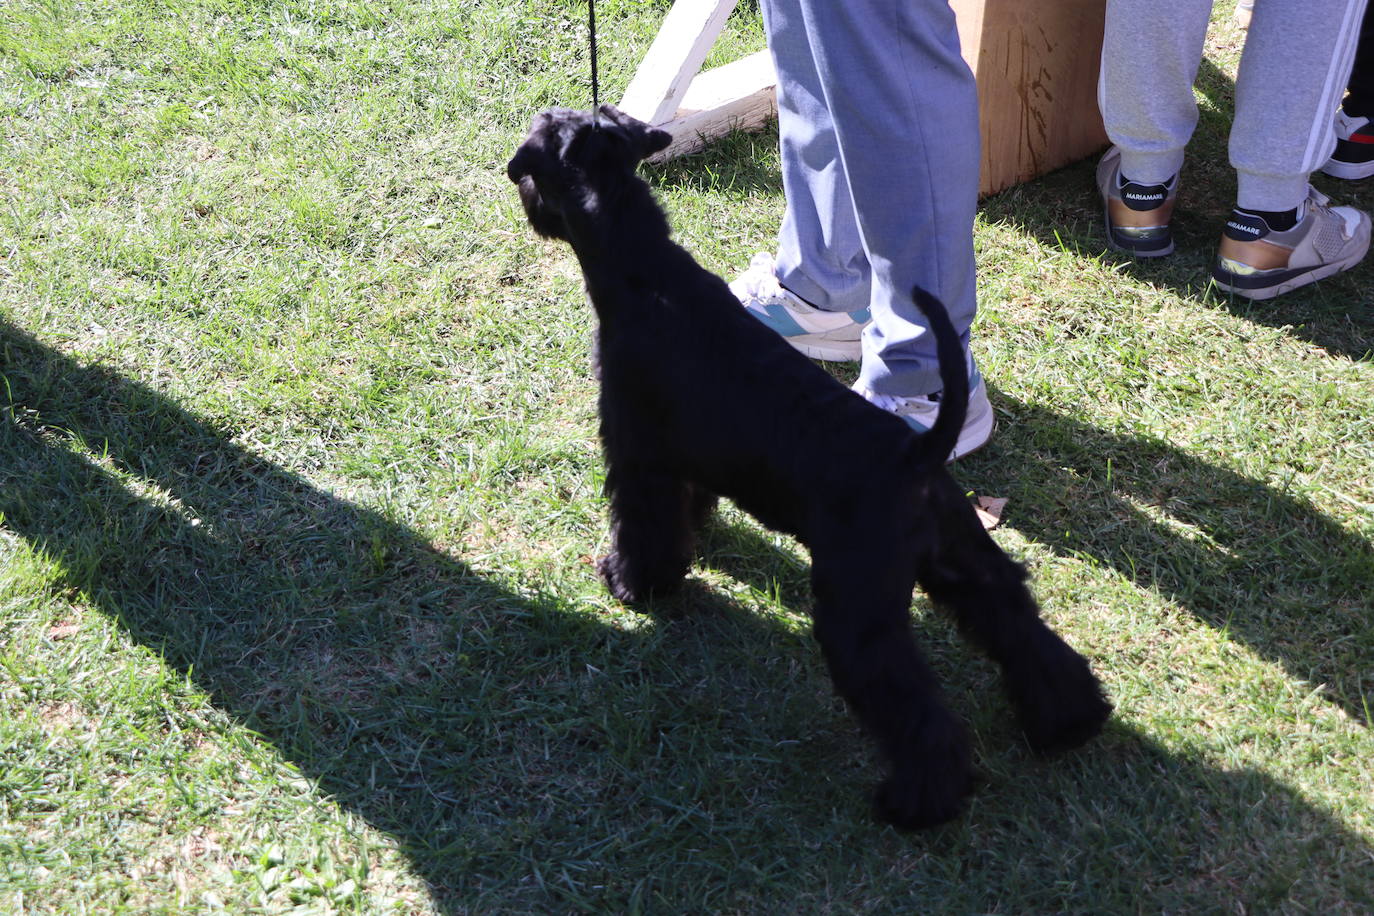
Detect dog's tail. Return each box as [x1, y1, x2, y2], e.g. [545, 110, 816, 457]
[911, 285, 967, 469]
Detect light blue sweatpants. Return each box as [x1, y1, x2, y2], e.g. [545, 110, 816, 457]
[760, 0, 981, 398]
[1099, 0, 1369, 211]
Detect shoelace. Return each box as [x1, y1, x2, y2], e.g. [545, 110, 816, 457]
[735, 257, 788, 301]
[863, 390, 939, 413]
[1307, 186, 1360, 239]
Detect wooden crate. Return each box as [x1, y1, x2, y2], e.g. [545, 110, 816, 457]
[953, 0, 1109, 195]
[619, 0, 1108, 196]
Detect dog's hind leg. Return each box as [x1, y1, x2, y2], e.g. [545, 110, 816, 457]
[809, 542, 972, 829]
[914, 479, 1112, 754]
[598, 465, 708, 603]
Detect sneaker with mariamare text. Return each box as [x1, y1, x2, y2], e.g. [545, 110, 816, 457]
[1212, 187, 1371, 300]
[1096, 145, 1178, 257]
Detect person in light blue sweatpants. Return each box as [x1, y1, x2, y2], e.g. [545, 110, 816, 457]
[729, 0, 994, 459]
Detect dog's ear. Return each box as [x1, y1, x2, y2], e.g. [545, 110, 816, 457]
[638, 124, 674, 159]
[598, 104, 674, 160]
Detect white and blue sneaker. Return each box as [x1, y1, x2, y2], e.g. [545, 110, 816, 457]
[729, 252, 871, 361]
[854, 372, 996, 463]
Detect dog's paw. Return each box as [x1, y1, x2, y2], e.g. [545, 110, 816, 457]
[597, 552, 687, 604]
[1010, 651, 1113, 754]
[871, 719, 973, 831]
[872, 758, 973, 831]
[597, 553, 643, 603]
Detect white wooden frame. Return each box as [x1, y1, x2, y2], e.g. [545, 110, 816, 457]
[618, 0, 777, 163]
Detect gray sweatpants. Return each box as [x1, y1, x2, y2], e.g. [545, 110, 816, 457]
[1099, 0, 1369, 211]
[760, 0, 980, 398]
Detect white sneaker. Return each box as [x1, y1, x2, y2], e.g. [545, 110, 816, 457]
[855, 375, 996, 463]
[729, 252, 871, 362]
[1234, 0, 1253, 28]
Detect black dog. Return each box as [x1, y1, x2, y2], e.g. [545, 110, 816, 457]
[507, 105, 1111, 829]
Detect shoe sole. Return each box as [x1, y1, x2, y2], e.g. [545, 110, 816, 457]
[1102, 202, 1175, 258]
[1212, 239, 1371, 300]
[1320, 158, 1374, 180]
[948, 415, 995, 464]
[788, 337, 863, 362]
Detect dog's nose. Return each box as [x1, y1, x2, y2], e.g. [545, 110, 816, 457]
[507, 142, 542, 183]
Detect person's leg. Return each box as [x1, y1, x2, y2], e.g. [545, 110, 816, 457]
[1094, 1, 1210, 257]
[1341, 2, 1374, 116]
[1324, 3, 1374, 178]
[729, 0, 874, 363]
[1097, 0, 1214, 187]
[762, 0, 980, 404]
[1213, 0, 1372, 299]
[1230, 0, 1368, 211]
[763, 0, 868, 311]
[1235, 0, 1254, 29]
[759, 0, 871, 313]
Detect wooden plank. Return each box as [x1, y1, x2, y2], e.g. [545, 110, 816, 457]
[619, 0, 741, 126]
[644, 50, 777, 163]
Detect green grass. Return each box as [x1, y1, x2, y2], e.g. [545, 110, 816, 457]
[2, 1, 1372, 912]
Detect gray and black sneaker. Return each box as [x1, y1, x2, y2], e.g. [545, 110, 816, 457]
[1212, 187, 1371, 300]
[1097, 146, 1178, 257]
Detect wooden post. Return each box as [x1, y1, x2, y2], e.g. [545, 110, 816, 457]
[619, 0, 1108, 194]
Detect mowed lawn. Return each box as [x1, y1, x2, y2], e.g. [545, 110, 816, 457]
[2, 1, 1372, 912]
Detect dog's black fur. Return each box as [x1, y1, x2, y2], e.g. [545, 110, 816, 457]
[508, 105, 1112, 829]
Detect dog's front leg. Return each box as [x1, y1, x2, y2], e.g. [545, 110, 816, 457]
[598, 464, 707, 603]
[810, 549, 972, 829]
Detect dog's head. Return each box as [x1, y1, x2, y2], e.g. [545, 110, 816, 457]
[506, 105, 673, 240]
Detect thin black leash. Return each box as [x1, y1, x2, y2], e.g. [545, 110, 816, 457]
[588, 0, 600, 127]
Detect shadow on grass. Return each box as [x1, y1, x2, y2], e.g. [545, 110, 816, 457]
[701, 381, 1373, 727]
[979, 57, 1374, 361]
[954, 386, 1374, 725]
[645, 123, 785, 198]
[2, 320, 1371, 911]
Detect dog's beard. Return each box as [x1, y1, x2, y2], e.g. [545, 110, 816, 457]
[518, 177, 570, 240]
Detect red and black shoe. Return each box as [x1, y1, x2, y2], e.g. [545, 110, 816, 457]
[1322, 111, 1374, 180]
